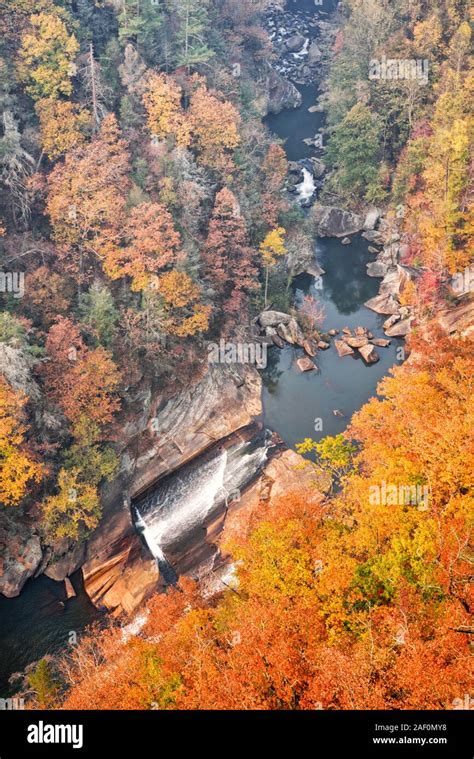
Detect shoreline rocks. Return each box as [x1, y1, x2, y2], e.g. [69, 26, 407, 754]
[333, 326, 390, 363]
[335, 339, 354, 357]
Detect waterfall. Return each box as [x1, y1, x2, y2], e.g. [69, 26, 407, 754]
[137, 450, 228, 551]
[133, 434, 271, 578]
[134, 508, 178, 584]
[134, 509, 167, 563]
[297, 167, 316, 202]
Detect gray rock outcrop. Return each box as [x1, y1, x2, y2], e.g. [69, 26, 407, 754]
[310, 204, 364, 238]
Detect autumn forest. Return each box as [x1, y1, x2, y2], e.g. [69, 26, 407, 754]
[0, 0, 472, 716]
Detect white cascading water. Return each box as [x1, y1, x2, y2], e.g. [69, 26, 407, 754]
[292, 38, 309, 60]
[134, 509, 167, 562]
[136, 451, 228, 552]
[297, 167, 316, 202]
[134, 436, 270, 575]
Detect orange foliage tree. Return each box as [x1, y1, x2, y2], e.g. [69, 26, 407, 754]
[142, 72, 192, 148]
[43, 316, 121, 430]
[36, 98, 91, 160]
[46, 114, 130, 278]
[103, 202, 182, 292]
[187, 80, 241, 171]
[56, 331, 472, 710]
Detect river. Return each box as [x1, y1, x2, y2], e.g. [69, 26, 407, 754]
[0, 572, 102, 695]
[262, 237, 403, 448]
[261, 0, 402, 448]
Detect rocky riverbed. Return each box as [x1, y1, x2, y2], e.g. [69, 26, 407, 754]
[263, 1, 337, 85]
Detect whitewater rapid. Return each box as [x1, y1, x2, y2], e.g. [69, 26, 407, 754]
[297, 166, 316, 202]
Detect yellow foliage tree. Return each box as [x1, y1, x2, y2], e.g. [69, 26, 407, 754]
[36, 98, 91, 159]
[155, 270, 211, 337]
[142, 73, 191, 148]
[0, 376, 43, 506]
[18, 12, 79, 100]
[259, 227, 286, 306]
[41, 468, 100, 542]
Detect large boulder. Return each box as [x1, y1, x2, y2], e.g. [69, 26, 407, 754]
[82, 537, 160, 617]
[334, 339, 354, 357]
[385, 318, 412, 337]
[367, 261, 388, 278]
[277, 318, 305, 346]
[359, 344, 380, 364]
[258, 310, 293, 329]
[285, 33, 306, 52]
[383, 313, 401, 331]
[344, 336, 369, 349]
[362, 229, 386, 245]
[310, 204, 364, 238]
[43, 540, 86, 582]
[296, 356, 316, 372]
[379, 243, 401, 266]
[286, 234, 320, 276]
[306, 262, 325, 277]
[0, 510, 42, 598]
[380, 265, 420, 298]
[261, 67, 302, 114]
[364, 292, 400, 315]
[363, 208, 381, 230]
[309, 157, 326, 178]
[64, 577, 76, 599]
[307, 41, 322, 63]
[303, 339, 318, 357]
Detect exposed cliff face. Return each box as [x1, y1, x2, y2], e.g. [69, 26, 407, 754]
[437, 294, 474, 337]
[0, 344, 40, 401]
[0, 344, 319, 617]
[129, 364, 262, 497]
[79, 361, 326, 617]
[81, 364, 263, 616]
[0, 346, 42, 598]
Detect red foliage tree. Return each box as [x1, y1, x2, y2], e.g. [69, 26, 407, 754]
[202, 188, 259, 319]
